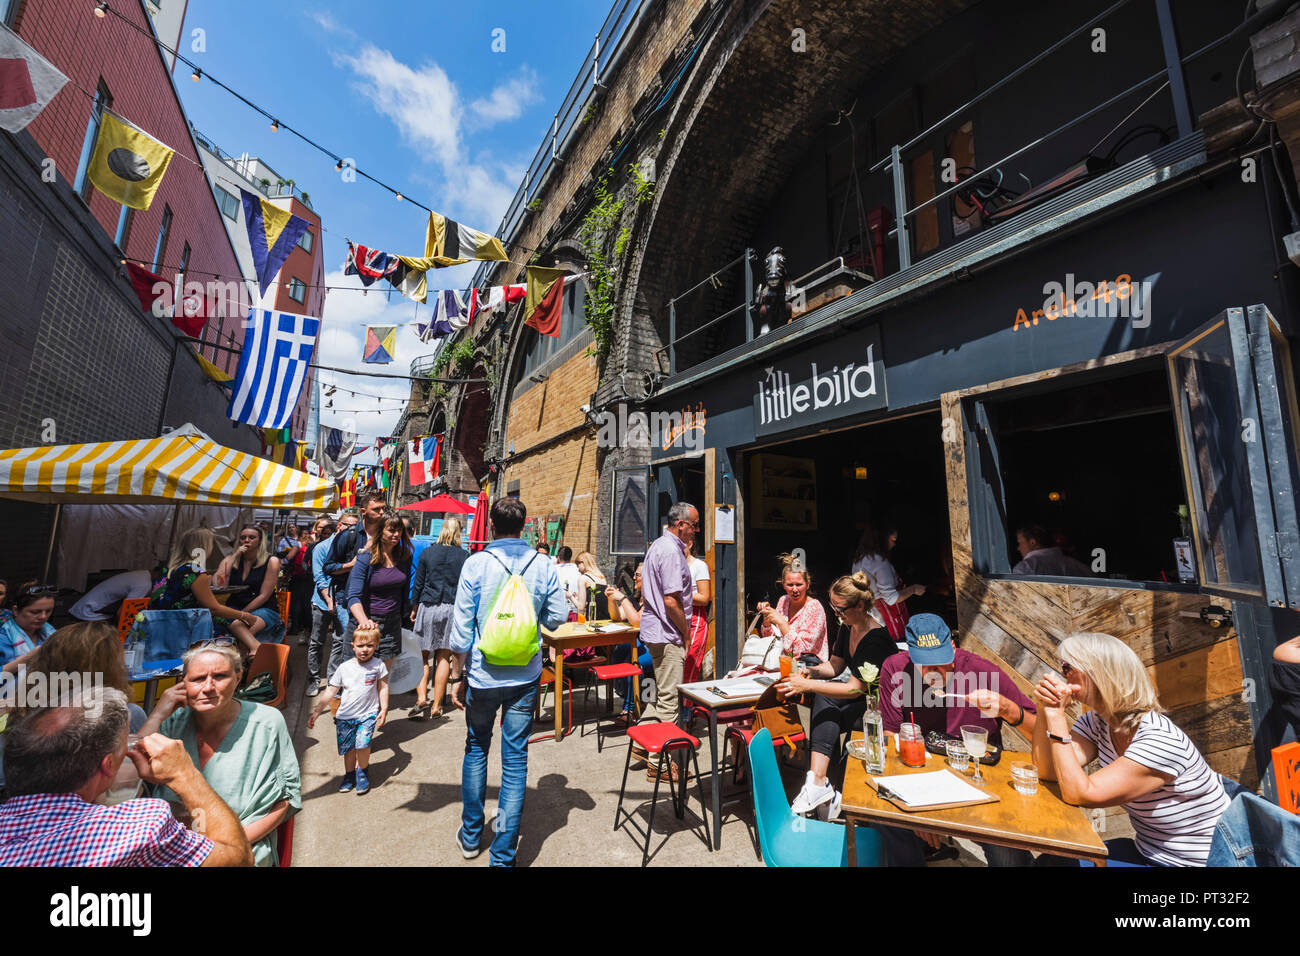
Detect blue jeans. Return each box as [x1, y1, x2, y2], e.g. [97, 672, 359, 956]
[878, 825, 1034, 866]
[247, 607, 285, 644]
[327, 597, 354, 681]
[461, 681, 537, 867]
[307, 605, 336, 682]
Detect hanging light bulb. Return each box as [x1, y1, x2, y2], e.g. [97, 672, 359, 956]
[395, 192, 403, 202]
[270, 119, 279, 132]
[94, 2, 108, 17]
[191, 68, 201, 82]
[334, 159, 343, 171]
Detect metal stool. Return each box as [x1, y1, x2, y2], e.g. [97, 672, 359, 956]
[614, 719, 713, 866]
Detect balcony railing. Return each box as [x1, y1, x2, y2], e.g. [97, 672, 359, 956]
[658, 0, 1271, 379]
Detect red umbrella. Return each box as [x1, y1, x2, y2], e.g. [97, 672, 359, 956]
[399, 494, 474, 514]
[467, 490, 490, 552]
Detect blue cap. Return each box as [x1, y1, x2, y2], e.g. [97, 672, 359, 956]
[904, 613, 955, 666]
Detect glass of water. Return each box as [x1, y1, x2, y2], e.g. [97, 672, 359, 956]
[945, 739, 969, 772]
[1011, 761, 1039, 795]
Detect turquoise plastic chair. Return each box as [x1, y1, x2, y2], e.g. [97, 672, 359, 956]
[748, 728, 883, 867]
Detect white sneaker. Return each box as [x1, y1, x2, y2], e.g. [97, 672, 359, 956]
[790, 772, 835, 816]
[817, 790, 843, 822]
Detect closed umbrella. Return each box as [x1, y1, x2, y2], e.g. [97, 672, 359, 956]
[467, 489, 490, 552]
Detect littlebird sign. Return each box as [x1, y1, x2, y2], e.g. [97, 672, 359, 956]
[753, 325, 887, 436]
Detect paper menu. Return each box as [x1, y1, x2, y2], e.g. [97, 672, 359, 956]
[870, 770, 991, 808]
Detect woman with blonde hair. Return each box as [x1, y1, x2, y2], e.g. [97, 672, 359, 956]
[213, 525, 285, 645]
[409, 515, 468, 718]
[775, 572, 897, 818]
[757, 552, 828, 662]
[1033, 632, 1230, 866]
[149, 527, 267, 654]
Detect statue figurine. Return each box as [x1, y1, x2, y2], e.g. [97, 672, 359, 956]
[753, 246, 792, 337]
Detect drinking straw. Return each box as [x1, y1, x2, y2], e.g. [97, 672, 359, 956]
[910, 711, 915, 726]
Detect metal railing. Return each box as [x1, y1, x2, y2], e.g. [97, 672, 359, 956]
[472, 0, 652, 288]
[658, 0, 1253, 377]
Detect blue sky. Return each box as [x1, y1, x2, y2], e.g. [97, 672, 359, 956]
[175, 0, 613, 451]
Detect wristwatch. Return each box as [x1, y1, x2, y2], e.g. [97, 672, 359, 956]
[1047, 731, 1073, 744]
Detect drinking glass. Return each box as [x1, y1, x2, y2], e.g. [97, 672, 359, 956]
[945, 739, 969, 772]
[898, 722, 926, 767]
[961, 725, 989, 784]
[779, 654, 793, 678]
[1011, 761, 1039, 795]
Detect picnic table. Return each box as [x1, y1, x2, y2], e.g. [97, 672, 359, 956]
[840, 730, 1108, 866]
[541, 621, 640, 742]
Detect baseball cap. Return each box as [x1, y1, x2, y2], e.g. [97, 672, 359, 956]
[904, 613, 955, 666]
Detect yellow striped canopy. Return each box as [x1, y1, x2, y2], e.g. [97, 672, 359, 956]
[0, 424, 336, 509]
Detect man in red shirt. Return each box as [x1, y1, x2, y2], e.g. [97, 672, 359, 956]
[0, 686, 252, 867]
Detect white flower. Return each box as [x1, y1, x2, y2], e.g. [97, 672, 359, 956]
[857, 662, 879, 685]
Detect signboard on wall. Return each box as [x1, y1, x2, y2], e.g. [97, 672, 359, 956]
[753, 324, 887, 437]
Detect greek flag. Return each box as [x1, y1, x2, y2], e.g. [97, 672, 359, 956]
[228, 309, 321, 428]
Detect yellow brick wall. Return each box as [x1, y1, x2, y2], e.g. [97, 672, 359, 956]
[503, 347, 601, 554]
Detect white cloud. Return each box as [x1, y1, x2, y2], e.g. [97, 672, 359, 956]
[331, 45, 530, 229]
[469, 67, 542, 126]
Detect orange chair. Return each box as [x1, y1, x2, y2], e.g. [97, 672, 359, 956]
[118, 597, 151, 642]
[275, 590, 290, 623]
[245, 643, 290, 709]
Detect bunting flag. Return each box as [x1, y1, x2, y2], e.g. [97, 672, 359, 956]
[525, 267, 566, 337]
[406, 435, 441, 485]
[353, 444, 371, 456]
[423, 211, 508, 267]
[0, 22, 69, 133]
[486, 283, 526, 312]
[338, 473, 356, 509]
[344, 241, 400, 286]
[363, 325, 396, 363]
[315, 426, 356, 479]
[88, 110, 174, 210]
[228, 310, 320, 428]
[196, 351, 233, 385]
[123, 261, 167, 314]
[377, 463, 391, 491]
[240, 188, 310, 296]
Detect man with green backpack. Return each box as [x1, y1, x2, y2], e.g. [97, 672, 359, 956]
[450, 496, 568, 866]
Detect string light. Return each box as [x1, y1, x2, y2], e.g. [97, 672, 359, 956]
[270, 119, 279, 132]
[94, 2, 108, 17]
[191, 68, 201, 82]
[335, 159, 343, 171]
[395, 192, 403, 202]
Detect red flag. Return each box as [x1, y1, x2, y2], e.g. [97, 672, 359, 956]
[123, 262, 206, 337]
[524, 266, 564, 337]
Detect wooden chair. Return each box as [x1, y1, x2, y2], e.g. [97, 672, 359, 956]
[117, 597, 151, 642]
[245, 642, 290, 709]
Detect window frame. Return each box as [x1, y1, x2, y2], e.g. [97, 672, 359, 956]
[297, 229, 313, 253]
[287, 277, 307, 304]
[152, 204, 172, 271]
[114, 204, 133, 250]
[74, 80, 112, 202]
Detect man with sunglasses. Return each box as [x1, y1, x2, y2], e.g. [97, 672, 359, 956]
[633, 502, 699, 781]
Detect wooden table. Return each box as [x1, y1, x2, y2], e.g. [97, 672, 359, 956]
[541, 621, 640, 742]
[678, 676, 770, 851]
[128, 658, 183, 712]
[840, 732, 1108, 866]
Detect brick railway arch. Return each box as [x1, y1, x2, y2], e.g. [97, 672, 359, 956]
[621, 0, 979, 372]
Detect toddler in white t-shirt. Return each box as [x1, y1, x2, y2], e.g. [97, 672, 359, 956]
[308, 624, 389, 795]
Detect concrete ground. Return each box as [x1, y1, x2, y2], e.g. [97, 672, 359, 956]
[280, 636, 986, 867]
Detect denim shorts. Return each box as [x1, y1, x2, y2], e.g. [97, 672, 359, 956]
[335, 712, 378, 755]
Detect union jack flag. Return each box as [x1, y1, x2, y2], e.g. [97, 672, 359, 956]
[344, 241, 399, 287]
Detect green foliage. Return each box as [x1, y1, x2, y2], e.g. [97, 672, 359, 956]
[614, 226, 630, 259]
[527, 198, 542, 213]
[577, 171, 626, 362]
[629, 161, 654, 205]
[658, 127, 666, 140]
[582, 102, 597, 125]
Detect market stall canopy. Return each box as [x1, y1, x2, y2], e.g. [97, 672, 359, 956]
[399, 494, 475, 514]
[0, 424, 336, 509]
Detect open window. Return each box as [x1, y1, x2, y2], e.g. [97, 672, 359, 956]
[1165, 306, 1300, 608]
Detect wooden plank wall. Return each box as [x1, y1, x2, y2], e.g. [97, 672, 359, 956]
[941, 392, 1257, 788]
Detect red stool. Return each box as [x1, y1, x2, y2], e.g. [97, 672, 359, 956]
[586, 661, 643, 751]
[724, 724, 805, 784]
[614, 720, 712, 866]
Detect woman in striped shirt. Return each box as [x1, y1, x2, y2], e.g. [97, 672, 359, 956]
[1032, 632, 1230, 866]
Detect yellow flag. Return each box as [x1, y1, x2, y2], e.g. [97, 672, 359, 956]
[87, 110, 174, 210]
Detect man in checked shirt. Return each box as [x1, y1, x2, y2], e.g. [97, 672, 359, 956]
[0, 686, 251, 866]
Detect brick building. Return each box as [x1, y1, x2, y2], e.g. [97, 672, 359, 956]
[0, 0, 261, 583]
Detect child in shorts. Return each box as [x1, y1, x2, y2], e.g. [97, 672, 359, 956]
[307, 623, 388, 794]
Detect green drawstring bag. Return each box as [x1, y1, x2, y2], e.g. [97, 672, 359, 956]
[477, 551, 542, 667]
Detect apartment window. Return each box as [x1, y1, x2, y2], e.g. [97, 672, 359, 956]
[74, 81, 112, 201]
[520, 277, 586, 376]
[178, 241, 191, 275]
[297, 229, 313, 253]
[3, 0, 20, 27]
[152, 205, 172, 271]
[114, 205, 133, 250]
[213, 185, 239, 220]
[287, 277, 306, 303]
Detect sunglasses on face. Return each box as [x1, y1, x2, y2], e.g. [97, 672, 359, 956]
[1060, 661, 1077, 679]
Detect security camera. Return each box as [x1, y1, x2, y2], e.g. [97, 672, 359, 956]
[579, 404, 591, 414]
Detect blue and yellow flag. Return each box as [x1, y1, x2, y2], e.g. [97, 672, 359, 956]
[239, 188, 310, 296]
